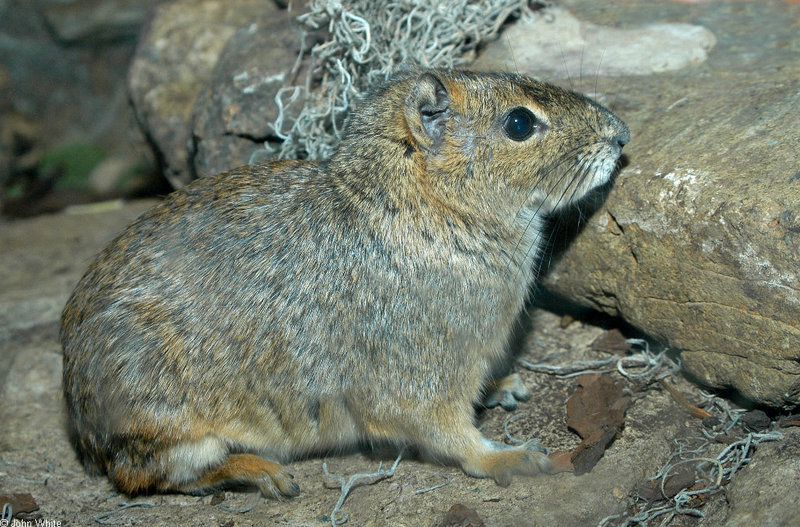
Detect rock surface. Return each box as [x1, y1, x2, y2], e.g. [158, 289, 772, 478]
[191, 13, 315, 178]
[128, 0, 294, 187]
[478, 0, 800, 408]
[708, 431, 800, 527]
[473, 6, 717, 77]
[41, 0, 160, 44]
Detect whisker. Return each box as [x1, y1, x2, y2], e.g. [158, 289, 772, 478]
[504, 144, 595, 288]
[504, 145, 585, 271]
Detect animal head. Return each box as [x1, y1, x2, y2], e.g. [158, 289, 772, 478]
[336, 69, 628, 228]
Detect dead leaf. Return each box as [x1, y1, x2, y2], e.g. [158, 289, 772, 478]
[778, 414, 800, 427]
[438, 503, 485, 527]
[548, 449, 575, 474]
[0, 492, 39, 517]
[589, 329, 632, 356]
[634, 463, 695, 502]
[741, 409, 771, 431]
[661, 464, 698, 499]
[566, 374, 631, 475]
[567, 375, 630, 439]
[570, 427, 618, 475]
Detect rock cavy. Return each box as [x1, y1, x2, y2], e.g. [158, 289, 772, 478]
[61, 69, 629, 498]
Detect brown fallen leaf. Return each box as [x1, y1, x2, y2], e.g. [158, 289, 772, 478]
[741, 409, 771, 431]
[547, 449, 575, 474]
[634, 462, 697, 502]
[0, 492, 39, 517]
[567, 375, 631, 438]
[571, 427, 619, 475]
[566, 374, 631, 475]
[776, 413, 800, 427]
[438, 503, 485, 527]
[590, 329, 632, 356]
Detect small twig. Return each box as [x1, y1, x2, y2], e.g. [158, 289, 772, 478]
[503, 412, 527, 444]
[661, 380, 713, 419]
[323, 451, 402, 526]
[415, 474, 451, 494]
[219, 504, 255, 513]
[517, 356, 616, 377]
[519, 339, 677, 383]
[665, 96, 688, 112]
[93, 501, 156, 525]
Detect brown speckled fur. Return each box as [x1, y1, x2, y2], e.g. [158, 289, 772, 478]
[61, 69, 628, 497]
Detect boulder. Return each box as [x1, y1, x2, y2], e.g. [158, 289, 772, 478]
[473, 6, 716, 77]
[41, 0, 161, 44]
[191, 13, 317, 178]
[128, 0, 288, 187]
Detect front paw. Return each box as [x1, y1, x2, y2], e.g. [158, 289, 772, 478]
[484, 373, 531, 411]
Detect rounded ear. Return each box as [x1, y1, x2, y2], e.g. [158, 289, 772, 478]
[403, 72, 450, 151]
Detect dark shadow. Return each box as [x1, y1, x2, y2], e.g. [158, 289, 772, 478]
[538, 153, 629, 277]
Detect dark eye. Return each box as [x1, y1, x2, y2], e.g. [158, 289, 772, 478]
[503, 107, 541, 141]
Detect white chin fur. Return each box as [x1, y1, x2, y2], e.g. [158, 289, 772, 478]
[581, 150, 620, 195]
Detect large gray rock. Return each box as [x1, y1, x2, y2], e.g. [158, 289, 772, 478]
[128, 0, 287, 187]
[478, 3, 800, 408]
[190, 14, 316, 178]
[41, 0, 162, 44]
[473, 6, 716, 77]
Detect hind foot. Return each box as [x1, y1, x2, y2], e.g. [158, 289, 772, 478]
[191, 453, 300, 500]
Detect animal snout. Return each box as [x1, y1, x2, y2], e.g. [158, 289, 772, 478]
[614, 125, 630, 148]
[607, 114, 630, 149]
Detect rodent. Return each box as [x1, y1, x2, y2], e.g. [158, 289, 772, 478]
[61, 68, 629, 498]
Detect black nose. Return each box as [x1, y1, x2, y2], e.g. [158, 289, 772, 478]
[614, 125, 630, 148]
